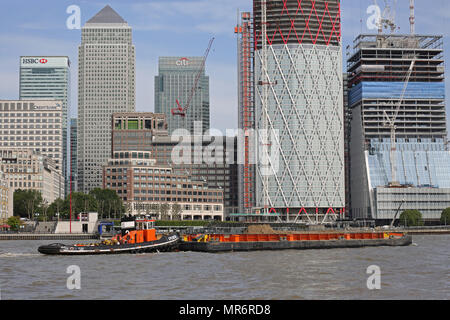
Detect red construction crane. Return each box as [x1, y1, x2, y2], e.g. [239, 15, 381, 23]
[171, 37, 215, 117]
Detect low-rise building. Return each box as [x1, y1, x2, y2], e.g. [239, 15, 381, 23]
[0, 148, 64, 205]
[103, 151, 224, 220]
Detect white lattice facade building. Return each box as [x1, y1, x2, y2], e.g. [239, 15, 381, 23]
[253, 0, 345, 221]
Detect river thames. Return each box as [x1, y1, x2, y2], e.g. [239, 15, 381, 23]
[0, 235, 448, 300]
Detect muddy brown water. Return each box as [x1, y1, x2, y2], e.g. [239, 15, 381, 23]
[0, 235, 448, 300]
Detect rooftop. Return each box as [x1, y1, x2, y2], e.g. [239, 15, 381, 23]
[86, 5, 127, 24]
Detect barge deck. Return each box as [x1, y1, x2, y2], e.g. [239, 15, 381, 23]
[179, 232, 412, 252]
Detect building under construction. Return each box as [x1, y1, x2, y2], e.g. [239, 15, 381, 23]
[347, 33, 450, 224]
[235, 12, 255, 215]
[234, 0, 345, 224]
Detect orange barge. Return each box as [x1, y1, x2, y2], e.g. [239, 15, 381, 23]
[179, 232, 412, 252]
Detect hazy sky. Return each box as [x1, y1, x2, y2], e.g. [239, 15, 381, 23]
[0, 0, 449, 133]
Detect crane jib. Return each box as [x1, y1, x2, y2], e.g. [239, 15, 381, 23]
[171, 37, 215, 117]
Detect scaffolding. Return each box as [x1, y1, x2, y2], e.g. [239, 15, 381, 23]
[236, 12, 255, 214]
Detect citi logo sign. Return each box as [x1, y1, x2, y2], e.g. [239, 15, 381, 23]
[22, 58, 48, 64]
[176, 58, 189, 66]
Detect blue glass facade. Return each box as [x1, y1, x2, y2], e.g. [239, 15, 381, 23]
[349, 82, 445, 106]
[367, 139, 450, 189]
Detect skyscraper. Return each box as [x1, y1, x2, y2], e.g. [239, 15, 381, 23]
[19, 56, 70, 194]
[253, 0, 345, 222]
[77, 5, 136, 193]
[70, 118, 77, 193]
[155, 57, 210, 135]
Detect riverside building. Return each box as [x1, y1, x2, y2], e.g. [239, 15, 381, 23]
[0, 149, 64, 204]
[0, 100, 64, 200]
[111, 112, 239, 217]
[77, 5, 136, 193]
[0, 171, 13, 220]
[103, 151, 224, 220]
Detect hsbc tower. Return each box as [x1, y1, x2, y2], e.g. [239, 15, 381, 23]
[19, 56, 70, 195]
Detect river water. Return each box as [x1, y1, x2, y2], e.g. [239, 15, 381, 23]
[0, 235, 448, 300]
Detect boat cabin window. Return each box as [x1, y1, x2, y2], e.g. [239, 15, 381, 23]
[136, 221, 154, 230]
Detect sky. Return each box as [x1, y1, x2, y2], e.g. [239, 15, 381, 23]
[0, 0, 449, 134]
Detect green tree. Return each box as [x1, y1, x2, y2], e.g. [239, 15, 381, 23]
[71, 192, 97, 216]
[440, 208, 450, 225]
[399, 210, 424, 227]
[47, 198, 66, 220]
[13, 189, 28, 217]
[89, 188, 124, 219]
[14, 189, 43, 220]
[7, 216, 22, 231]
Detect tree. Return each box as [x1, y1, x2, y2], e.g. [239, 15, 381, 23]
[14, 190, 43, 220]
[7, 216, 22, 231]
[159, 203, 171, 220]
[13, 189, 28, 217]
[89, 188, 124, 219]
[440, 208, 450, 225]
[71, 192, 97, 216]
[171, 203, 183, 221]
[399, 210, 424, 227]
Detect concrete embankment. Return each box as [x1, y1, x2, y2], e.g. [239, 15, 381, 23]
[0, 233, 98, 240]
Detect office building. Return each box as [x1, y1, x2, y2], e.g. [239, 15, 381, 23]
[111, 112, 239, 217]
[155, 57, 210, 134]
[0, 171, 13, 220]
[19, 56, 70, 194]
[347, 33, 449, 223]
[253, 0, 345, 222]
[103, 151, 224, 220]
[0, 100, 64, 199]
[77, 5, 136, 193]
[0, 149, 64, 204]
[70, 118, 77, 193]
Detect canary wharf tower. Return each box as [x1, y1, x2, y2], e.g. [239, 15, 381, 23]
[254, 0, 345, 221]
[77, 5, 136, 192]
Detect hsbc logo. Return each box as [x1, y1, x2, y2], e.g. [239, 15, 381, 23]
[176, 58, 189, 66]
[22, 58, 48, 64]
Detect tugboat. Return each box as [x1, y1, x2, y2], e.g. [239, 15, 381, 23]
[38, 216, 180, 255]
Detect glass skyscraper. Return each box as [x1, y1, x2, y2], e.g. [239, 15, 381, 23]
[155, 57, 210, 135]
[19, 56, 70, 194]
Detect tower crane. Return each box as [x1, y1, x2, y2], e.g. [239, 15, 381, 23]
[373, 0, 397, 34]
[171, 37, 215, 117]
[383, 59, 415, 186]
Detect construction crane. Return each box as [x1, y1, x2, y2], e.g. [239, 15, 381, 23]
[171, 37, 215, 117]
[390, 199, 405, 228]
[373, 0, 397, 34]
[383, 59, 415, 186]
